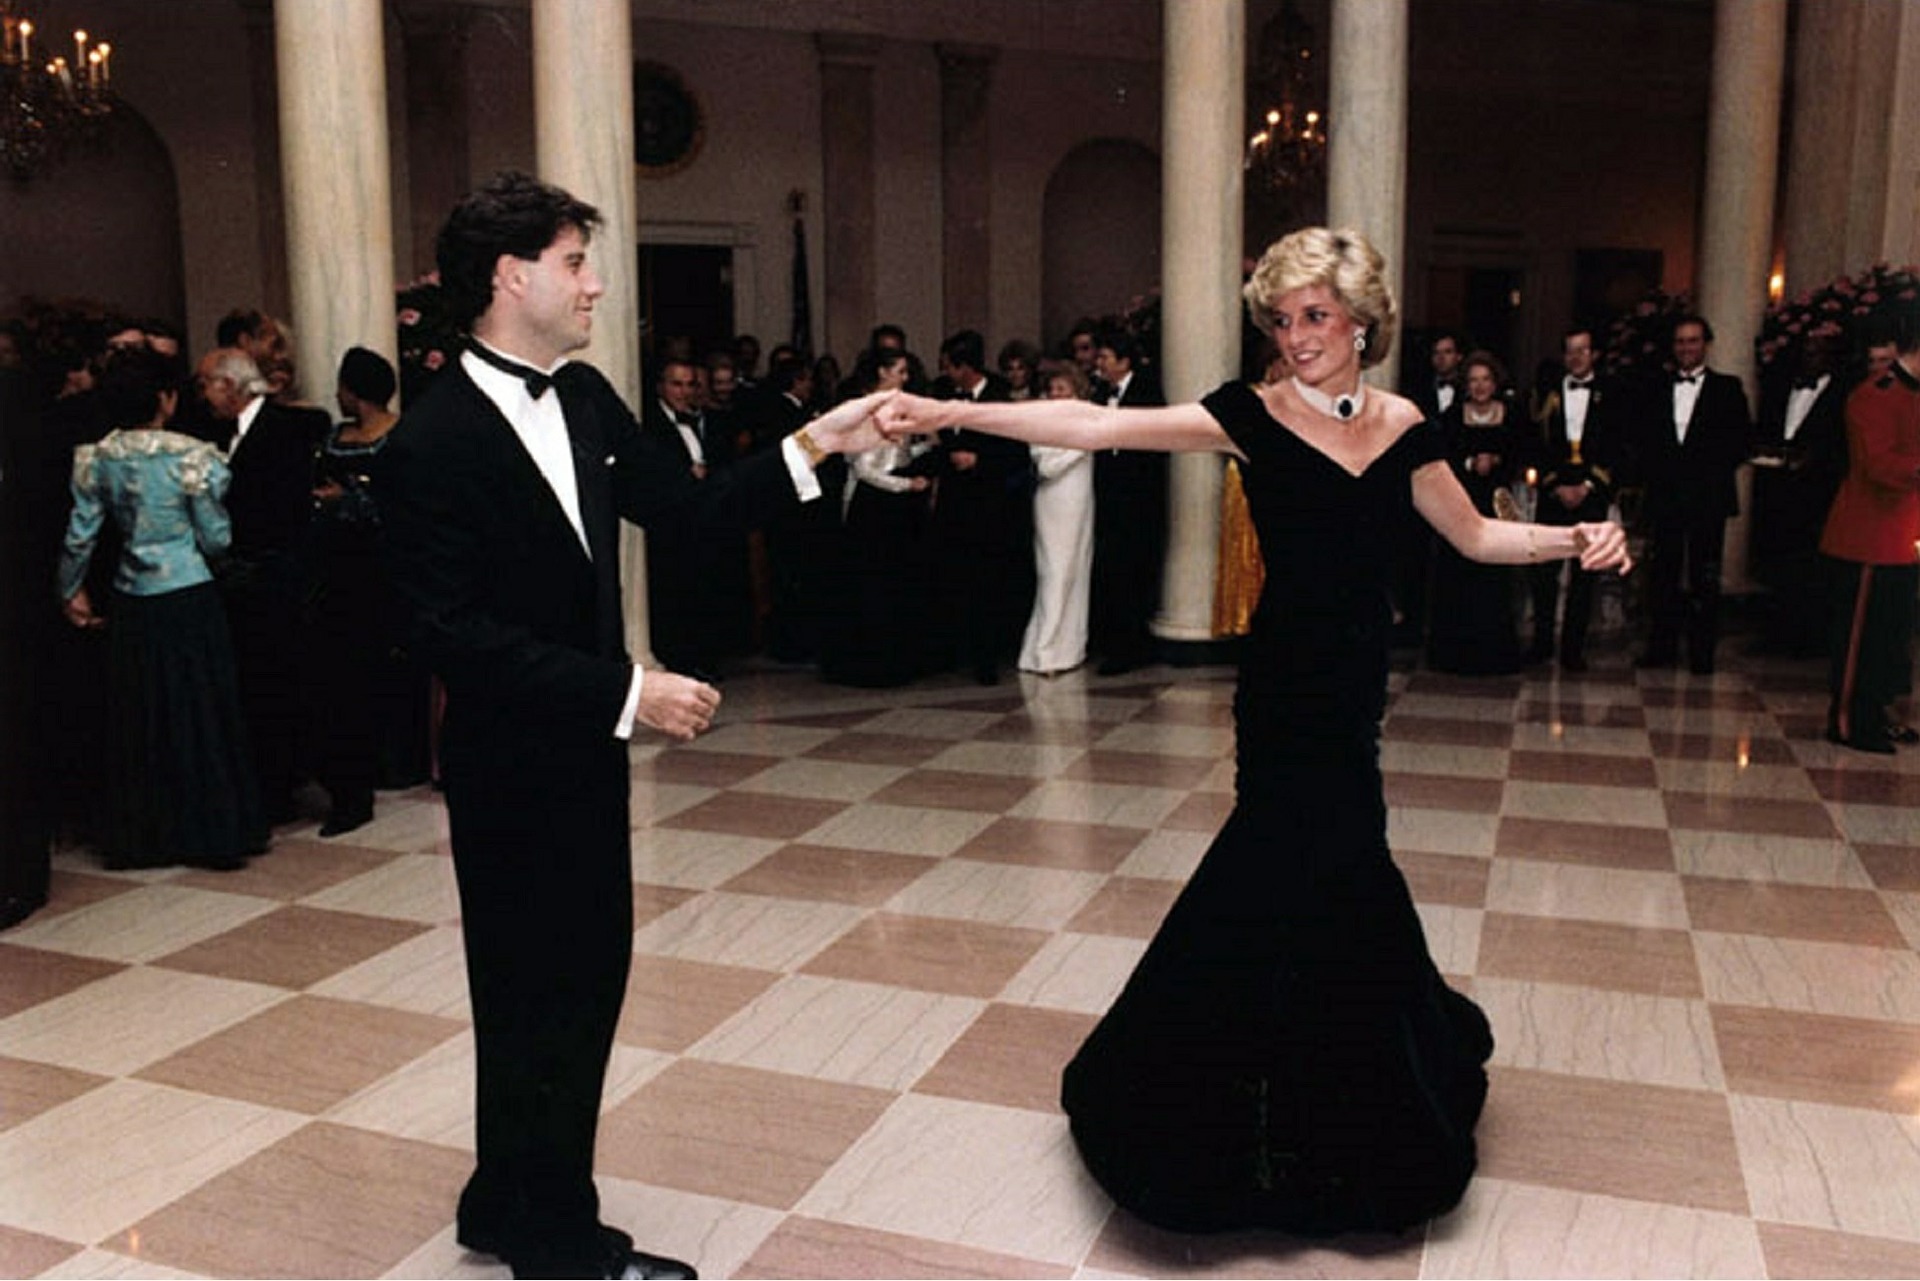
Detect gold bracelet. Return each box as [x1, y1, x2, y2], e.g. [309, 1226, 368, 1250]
[1526, 525, 1539, 561]
[792, 425, 827, 467]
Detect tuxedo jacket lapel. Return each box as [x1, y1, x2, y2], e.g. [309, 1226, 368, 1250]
[450, 368, 596, 569]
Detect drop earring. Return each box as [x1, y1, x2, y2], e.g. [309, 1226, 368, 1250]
[1353, 330, 1367, 354]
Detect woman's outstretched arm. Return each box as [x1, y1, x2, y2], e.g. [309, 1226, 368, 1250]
[879, 391, 1235, 455]
[1412, 458, 1633, 574]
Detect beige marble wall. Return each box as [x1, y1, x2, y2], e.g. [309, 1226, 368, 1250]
[818, 34, 880, 360]
[939, 44, 996, 339]
[1327, 0, 1407, 391]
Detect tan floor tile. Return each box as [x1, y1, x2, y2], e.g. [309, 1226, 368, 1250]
[1695, 932, 1920, 1022]
[1514, 699, 1648, 728]
[1473, 979, 1723, 1090]
[1507, 749, 1659, 788]
[308, 924, 472, 1019]
[0, 966, 288, 1077]
[1648, 729, 1799, 764]
[1094, 720, 1235, 759]
[1382, 714, 1513, 748]
[1664, 791, 1839, 839]
[629, 779, 719, 827]
[1804, 766, 1920, 806]
[924, 740, 1086, 779]
[1856, 843, 1920, 891]
[857, 707, 1011, 740]
[1641, 685, 1767, 711]
[1388, 808, 1500, 858]
[632, 891, 864, 970]
[976, 713, 1107, 745]
[152, 904, 431, 990]
[1510, 721, 1655, 756]
[1756, 1221, 1920, 1279]
[614, 954, 782, 1053]
[0, 1223, 80, 1277]
[134, 994, 463, 1114]
[1827, 800, 1920, 847]
[632, 881, 702, 926]
[1426, 1179, 1763, 1279]
[631, 828, 787, 889]
[690, 974, 983, 1090]
[322, 1031, 480, 1151]
[1114, 828, 1212, 882]
[173, 839, 401, 900]
[1670, 830, 1871, 887]
[884, 859, 1107, 931]
[571, 1177, 786, 1281]
[1477, 912, 1702, 997]
[1681, 876, 1905, 947]
[1066, 877, 1182, 939]
[0, 944, 125, 1020]
[766, 707, 890, 729]
[1088, 1212, 1422, 1278]
[721, 844, 935, 906]
[597, 1059, 895, 1209]
[801, 732, 952, 766]
[104, 1120, 470, 1278]
[1730, 1094, 1920, 1242]
[656, 791, 850, 839]
[799, 803, 999, 857]
[999, 932, 1147, 1015]
[954, 817, 1145, 873]
[1713, 1004, 1920, 1111]
[869, 769, 1039, 813]
[301, 852, 464, 924]
[1653, 758, 1821, 801]
[1477, 1067, 1747, 1213]
[1501, 780, 1668, 828]
[1493, 816, 1675, 870]
[1, 883, 280, 964]
[738, 757, 912, 802]
[912, 1002, 1097, 1114]
[1158, 791, 1235, 832]
[739, 1215, 1073, 1280]
[1382, 772, 1504, 812]
[1059, 749, 1219, 789]
[0, 1055, 108, 1134]
[1406, 672, 1524, 700]
[1393, 850, 1491, 908]
[1379, 739, 1509, 779]
[1486, 860, 1687, 929]
[1130, 698, 1235, 727]
[796, 1092, 1108, 1265]
[694, 720, 843, 756]
[802, 913, 1049, 998]
[632, 748, 783, 787]
[1008, 779, 1190, 829]
[31, 870, 141, 922]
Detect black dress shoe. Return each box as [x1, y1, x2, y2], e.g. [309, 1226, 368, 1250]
[602, 1248, 697, 1280]
[1886, 721, 1919, 746]
[1826, 726, 1896, 755]
[318, 809, 373, 838]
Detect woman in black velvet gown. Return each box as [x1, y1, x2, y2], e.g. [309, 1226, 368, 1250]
[1427, 350, 1525, 675]
[881, 227, 1631, 1237]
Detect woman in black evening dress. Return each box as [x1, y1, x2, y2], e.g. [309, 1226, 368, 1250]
[880, 227, 1632, 1238]
[1427, 350, 1525, 675]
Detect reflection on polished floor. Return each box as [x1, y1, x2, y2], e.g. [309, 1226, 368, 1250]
[2, 644, 1918, 1279]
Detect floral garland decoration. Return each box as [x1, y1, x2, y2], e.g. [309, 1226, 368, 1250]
[1756, 262, 1920, 375]
[395, 272, 461, 407]
[1599, 287, 1691, 386]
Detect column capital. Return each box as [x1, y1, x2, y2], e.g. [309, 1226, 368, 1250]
[815, 32, 882, 67]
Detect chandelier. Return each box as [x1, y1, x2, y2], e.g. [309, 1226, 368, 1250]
[1244, 0, 1327, 228]
[2, 1, 117, 181]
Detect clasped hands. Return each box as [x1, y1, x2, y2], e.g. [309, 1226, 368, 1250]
[1569, 521, 1633, 576]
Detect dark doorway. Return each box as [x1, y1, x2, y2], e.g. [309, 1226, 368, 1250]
[639, 244, 734, 367]
[1424, 264, 1525, 371]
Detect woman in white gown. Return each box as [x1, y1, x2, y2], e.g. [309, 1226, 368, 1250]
[1020, 361, 1096, 675]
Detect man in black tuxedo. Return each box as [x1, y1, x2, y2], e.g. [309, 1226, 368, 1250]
[1410, 331, 1465, 421]
[1527, 327, 1628, 671]
[1750, 332, 1848, 655]
[1089, 324, 1167, 674]
[378, 173, 886, 1281]
[196, 346, 328, 821]
[932, 328, 1032, 683]
[1393, 331, 1465, 646]
[1634, 314, 1752, 674]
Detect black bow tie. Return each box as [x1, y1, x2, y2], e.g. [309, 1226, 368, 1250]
[469, 342, 554, 399]
[1566, 378, 1593, 391]
[1675, 372, 1701, 386]
[673, 410, 701, 428]
[1792, 377, 1822, 391]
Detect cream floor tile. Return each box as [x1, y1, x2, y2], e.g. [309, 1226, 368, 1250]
[1695, 932, 1920, 1023]
[592, 1179, 786, 1281]
[1509, 724, 1653, 757]
[323, 1030, 478, 1150]
[1092, 721, 1235, 759]
[923, 740, 1088, 778]
[797, 1093, 1111, 1266]
[689, 974, 983, 1090]
[1485, 861, 1689, 929]
[884, 860, 1108, 931]
[0, 1079, 305, 1243]
[36, 1250, 206, 1279]
[1390, 692, 1521, 722]
[1, 884, 279, 965]
[1196, 756, 1237, 792]
[1379, 740, 1510, 779]
[379, 1224, 509, 1280]
[1881, 892, 1920, 951]
[631, 891, 865, 970]
[1640, 707, 1779, 738]
[998, 932, 1148, 1015]
[1424, 1178, 1764, 1279]
[854, 707, 1010, 739]
[1652, 758, 1820, 800]
[1414, 902, 1482, 976]
[731, 758, 910, 802]
[1387, 808, 1500, 858]
[1500, 781, 1667, 828]
[629, 780, 721, 826]
[600, 1043, 679, 1113]
[331, 798, 451, 854]
[0, 966, 288, 1077]
[800, 803, 999, 857]
[1112, 828, 1211, 882]
[1729, 1095, 1920, 1243]
[1668, 832, 1872, 887]
[693, 721, 844, 755]
[629, 828, 787, 889]
[1006, 780, 1189, 829]
[1473, 979, 1724, 1090]
[1825, 802, 1920, 846]
[301, 853, 463, 924]
[309, 924, 472, 1018]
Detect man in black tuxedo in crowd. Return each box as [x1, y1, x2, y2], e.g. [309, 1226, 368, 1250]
[1393, 331, 1466, 646]
[1089, 324, 1167, 674]
[378, 172, 888, 1281]
[932, 328, 1032, 684]
[1527, 326, 1628, 671]
[1411, 331, 1466, 421]
[642, 356, 748, 680]
[1634, 314, 1752, 674]
[196, 346, 328, 822]
[1750, 331, 1848, 656]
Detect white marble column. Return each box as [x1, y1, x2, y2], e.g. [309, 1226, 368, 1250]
[1697, 0, 1785, 595]
[273, 0, 396, 393]
[1326, 0, 1407, 392]
[531, 0, 653, 660]
[1153, 0, 1243, 643]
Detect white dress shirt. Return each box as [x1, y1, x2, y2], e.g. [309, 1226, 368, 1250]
[1783, 374, 1829, 443]
[1672, 370, 1705, 444]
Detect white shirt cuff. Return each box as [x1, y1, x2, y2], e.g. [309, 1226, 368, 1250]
[781, 434, 822, 502]
[614, 664, 645, 740]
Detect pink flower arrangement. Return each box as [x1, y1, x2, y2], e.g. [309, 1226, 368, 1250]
[1758, 262, 1920, 371]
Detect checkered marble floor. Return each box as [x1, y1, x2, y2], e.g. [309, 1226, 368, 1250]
[4, 642, 1919, 1279]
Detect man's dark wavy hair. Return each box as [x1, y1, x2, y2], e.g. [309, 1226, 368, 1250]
[435, 171, 603, 332]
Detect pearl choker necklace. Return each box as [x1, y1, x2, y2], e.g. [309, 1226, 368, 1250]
[1292, 376, 1366, 422]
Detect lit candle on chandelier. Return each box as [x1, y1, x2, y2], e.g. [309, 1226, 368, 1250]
[1524, 467, 1538, 487]
[73, 29, 86, 80]
[18, 19, 31, 64]
[97, 41, 110, 89]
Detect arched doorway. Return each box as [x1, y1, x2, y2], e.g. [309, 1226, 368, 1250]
[1040, 138, 1160, 350]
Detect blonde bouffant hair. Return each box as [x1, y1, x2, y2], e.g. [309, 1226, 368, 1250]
[1242, 227, 1398, 371]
